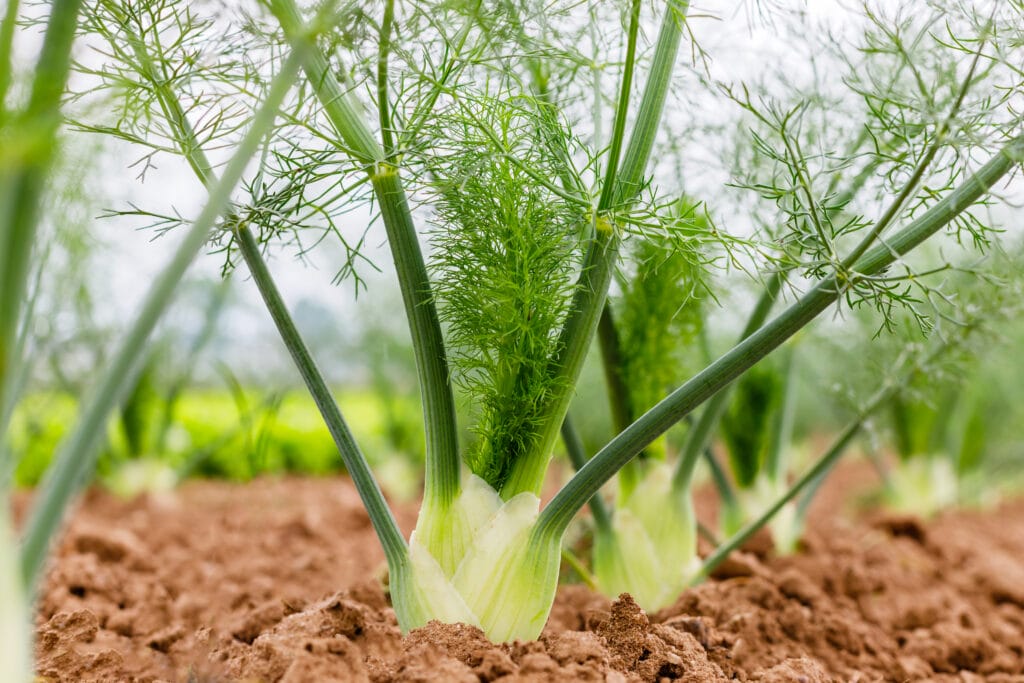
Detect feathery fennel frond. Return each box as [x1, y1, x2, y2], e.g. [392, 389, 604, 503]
[73, 0, 381, 286]
[426, 93, 583, 490]
[614, 200, 711, 422]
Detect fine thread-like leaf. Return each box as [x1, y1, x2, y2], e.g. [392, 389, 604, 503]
[426, 94, 581, 490]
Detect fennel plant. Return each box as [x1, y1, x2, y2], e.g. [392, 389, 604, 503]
[66, 0, 1024, 642]
[877, 260, 1022, 516]
[575, 0, 1024, 610]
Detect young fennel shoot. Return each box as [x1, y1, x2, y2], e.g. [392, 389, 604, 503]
[717, 344, 801, 553]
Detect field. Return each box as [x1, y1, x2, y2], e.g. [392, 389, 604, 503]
[3, 0, 1024, 681]
[23, 468, 1024, 681]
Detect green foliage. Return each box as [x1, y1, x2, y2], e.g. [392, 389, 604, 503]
[7, 388, 423, 487]
[720, 359, 784, 489]
[615, 200, 709, 422]
[427, 94, 583, 490]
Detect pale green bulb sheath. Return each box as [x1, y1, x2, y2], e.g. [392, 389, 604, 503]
[393, 475, 561, 642]
[0, 509, 29, 683]
[592, 461, 698, 611]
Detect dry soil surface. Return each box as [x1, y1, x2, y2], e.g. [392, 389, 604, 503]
[19, 469, 1024, 682]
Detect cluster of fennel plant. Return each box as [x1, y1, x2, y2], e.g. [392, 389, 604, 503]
[864, 255, 1023, 517]
[13, 0, 1024, 650]
[570, 0, 1024, 611]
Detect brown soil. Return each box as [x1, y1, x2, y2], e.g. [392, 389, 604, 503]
[21, 469, 1024, 682]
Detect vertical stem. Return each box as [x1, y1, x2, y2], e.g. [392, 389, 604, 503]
[269, 0, 461, 507]
[700, 439, 737, 513]
[597, 305, 633, 434]
[596, 0, 643, 210]
[19, 53, 303, 591]
[372, 169, 460, 506]
[234, 227, 407, 564]
[376, 0, 396, 155]
[596, 304, 642, 495]
[502, 0, 690, 498]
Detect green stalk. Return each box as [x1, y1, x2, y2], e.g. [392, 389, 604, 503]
[376, 0, 396, 155]
[560, 415, 611, 534]
[610, 1, 689, 205]
[672, 273, 783, 491]
[596, 0, 643, 211]
[538, 133, 1024, 537]
[19, 53, 303, 592]
[0, 0, 19, 119]
[0, 0, 83, 436]
[113, 15, 408, 566]
[502, 0, 690, 497]
[235, 228, 407, 564]
[269, 0, 460, 507]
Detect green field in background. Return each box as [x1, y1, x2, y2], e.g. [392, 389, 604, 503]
[6, 389, 424, 488]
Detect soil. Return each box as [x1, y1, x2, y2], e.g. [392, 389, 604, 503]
[18, 466, 1024, 682]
